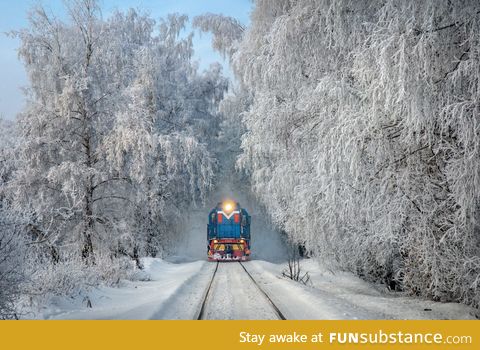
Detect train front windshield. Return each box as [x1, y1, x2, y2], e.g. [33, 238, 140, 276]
[213, 244, 244, 251]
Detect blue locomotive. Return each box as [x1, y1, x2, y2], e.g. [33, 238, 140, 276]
[207, 200, 251, 261]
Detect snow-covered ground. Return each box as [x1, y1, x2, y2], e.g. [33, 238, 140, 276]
[245, 259, 478, 320]
[40, 257, 477, 320]
[42, 258, 212, 320]
[37, 189, 477, 320]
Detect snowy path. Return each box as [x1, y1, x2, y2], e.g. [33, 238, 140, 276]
[43, 258, 477, 320]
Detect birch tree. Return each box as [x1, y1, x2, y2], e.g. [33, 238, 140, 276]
[12, 1, 226, 272]
[0, 118, 25, 319]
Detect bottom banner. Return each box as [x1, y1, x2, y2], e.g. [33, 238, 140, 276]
[1, 320, 478, 350]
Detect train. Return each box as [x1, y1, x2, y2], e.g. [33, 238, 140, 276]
[207, 200, 251, 261]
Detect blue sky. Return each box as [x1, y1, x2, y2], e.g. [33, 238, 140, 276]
[0, 0, 252, 120]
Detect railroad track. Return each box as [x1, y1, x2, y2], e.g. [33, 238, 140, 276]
[196, 260, 286, 320]
[238, 261, 286, 320]
[196, 261, 219, 320]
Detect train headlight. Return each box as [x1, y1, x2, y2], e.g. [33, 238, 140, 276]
[213, 239, 218, 243]
[223, 201, 234, 213]
[240, 239, 245, 243]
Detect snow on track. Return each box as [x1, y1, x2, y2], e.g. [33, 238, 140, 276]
[196, 262, 219, 320]
[201, 262, 280, 320]
[238, 262, 286, 320]
[152, 261, 217, 319]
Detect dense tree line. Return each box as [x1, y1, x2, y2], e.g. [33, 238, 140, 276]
[0, 0, 227, 318]
[198, 0, 480, 308]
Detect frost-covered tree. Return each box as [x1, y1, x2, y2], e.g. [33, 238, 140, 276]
[193, 13, 245, 59]
[103, 14, 227, 257]
[0, 204, 26, 320]
[227, 0, 480, 307]
[0, 118, 25, 319]
[13, 1, 124, 263]
[0, 118, 18, 189]
[193, 13, 251, 180]
[351, 0, 480, 306]
[11, 0, 227, 274]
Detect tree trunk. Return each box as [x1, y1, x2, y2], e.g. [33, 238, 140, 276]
[82, 113, 95, 263]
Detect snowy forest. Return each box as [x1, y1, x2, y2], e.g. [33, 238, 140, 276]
[1, 0, 480, 319]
